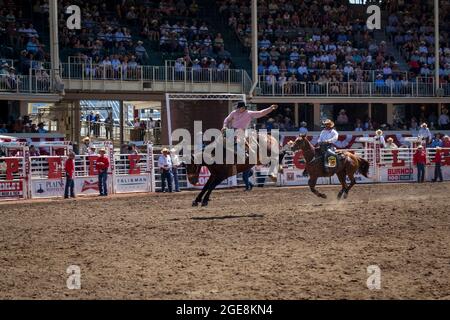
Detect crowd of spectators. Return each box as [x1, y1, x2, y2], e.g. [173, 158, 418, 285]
[255, 105, 450, 133]
[0, 115, 48, 134]
[386, 0, 450, 84]
[219, 0, 408, 88]
[0, 1, 49, 77]
[56, 0, 235, 75]
[56, 0, 150, 74]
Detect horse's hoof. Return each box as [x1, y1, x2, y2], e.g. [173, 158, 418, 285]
[192, 201, 199, 207]
[343, 192, 349, 199]
[319, 193, 327, 199]
[201, 201, 209, 207]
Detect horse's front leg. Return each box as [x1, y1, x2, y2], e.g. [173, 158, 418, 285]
[308, 176, 327, 199]
[192, 177, 212, 206]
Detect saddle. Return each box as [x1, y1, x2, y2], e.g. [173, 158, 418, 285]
[315, 144, 343, 171]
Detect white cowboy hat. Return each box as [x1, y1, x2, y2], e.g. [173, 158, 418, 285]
[323, 119, 335, 128]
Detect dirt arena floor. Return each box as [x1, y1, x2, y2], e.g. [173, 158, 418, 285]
[0, 182, 449, 300]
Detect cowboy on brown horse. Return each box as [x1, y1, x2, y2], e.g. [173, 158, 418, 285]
[184, 102, 280, 206]
[289, 120, 370, 200]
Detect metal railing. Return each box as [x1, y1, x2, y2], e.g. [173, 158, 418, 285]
[60, 62, 246, 85]
[0, 74, 53, 94]
[80, 121, 162, 144]
[257, 81, 447, 97]
[259, 70, 411, 82]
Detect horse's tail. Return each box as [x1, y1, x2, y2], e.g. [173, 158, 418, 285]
[357, 157, 370, 178]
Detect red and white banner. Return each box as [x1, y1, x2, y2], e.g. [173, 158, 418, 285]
[30, 176, 114, 198]
[0, 180, 24, 199]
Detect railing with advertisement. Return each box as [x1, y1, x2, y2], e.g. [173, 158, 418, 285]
[0, 142, 28, 200]
[113, 144, 155, 194]
[29, 142, 114, 198]
[2, 139, 450, 201]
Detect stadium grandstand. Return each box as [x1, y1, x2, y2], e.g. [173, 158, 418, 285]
[0, 0, 449, 146]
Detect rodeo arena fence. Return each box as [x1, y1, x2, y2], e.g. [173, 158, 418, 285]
[1, 135, 450, 201]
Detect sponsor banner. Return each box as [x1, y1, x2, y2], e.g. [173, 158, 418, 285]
[31, 176, 113, 198]
[31, 179, 65, 198]
[115, 174, 151, 193]
[75, 176, 113, 195]
[0, 180, 24, 198]
[379, 166, 415, 183]
[186, 166, 236, 189]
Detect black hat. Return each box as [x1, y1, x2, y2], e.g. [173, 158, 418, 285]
[236, 101, 247, 109]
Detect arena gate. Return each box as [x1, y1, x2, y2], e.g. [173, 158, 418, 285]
[0, 142, 28, 200]
[26, 142, 155, 199]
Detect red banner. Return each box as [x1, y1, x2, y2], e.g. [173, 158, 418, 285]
[0, 180, 23, 198]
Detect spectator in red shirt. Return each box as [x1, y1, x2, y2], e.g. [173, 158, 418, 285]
[413, 145, 427, 183]
[64, 152, 76, 198]
[432, 147, 443, 183]
[96, 148, 110, 196]
[443, 135, 450, 148]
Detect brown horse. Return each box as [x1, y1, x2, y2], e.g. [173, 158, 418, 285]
[289, 135, 370, 200]
[185, 134, 284, 207]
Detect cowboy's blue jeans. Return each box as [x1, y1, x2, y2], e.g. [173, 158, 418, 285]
[243, 169, 254, 189]
[98, 170, 108, 195]
[64, 174, 75, 198]
[161, 169, 173, 192]
[417, 163, 425, 183]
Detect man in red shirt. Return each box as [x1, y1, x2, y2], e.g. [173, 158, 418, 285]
[432, 147, 443, 182]
[413, 145, 427, 183]
[443, 135, 450, 148]
[96, 148, 110, 196]
[64, 152, 76, 198]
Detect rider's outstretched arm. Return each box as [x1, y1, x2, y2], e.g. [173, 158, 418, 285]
[248, 104, 278, 119]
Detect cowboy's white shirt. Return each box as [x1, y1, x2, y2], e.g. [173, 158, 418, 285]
[318, 129, 338, 144]
[418, 128, 432, 140]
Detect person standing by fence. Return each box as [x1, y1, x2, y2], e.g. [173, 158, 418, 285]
[158, 148, 173, 193]
[413, 145, 427, 183]
[170, 148, 181, 192]
[242, 168, 254, 191]
[64, 152, 76, 199]
[432, 147, 443, 183]
[105, 112, 114, 140]
[96, 148, 110, 196]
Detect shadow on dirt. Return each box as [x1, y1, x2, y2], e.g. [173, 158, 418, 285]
[191, 214, 264, 221]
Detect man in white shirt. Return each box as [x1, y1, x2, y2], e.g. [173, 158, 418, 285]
[170, 148, 181, 192]
[418, 123, 432, 145]
[158, 148, 173, 192]
[317, 119, 339, 172]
